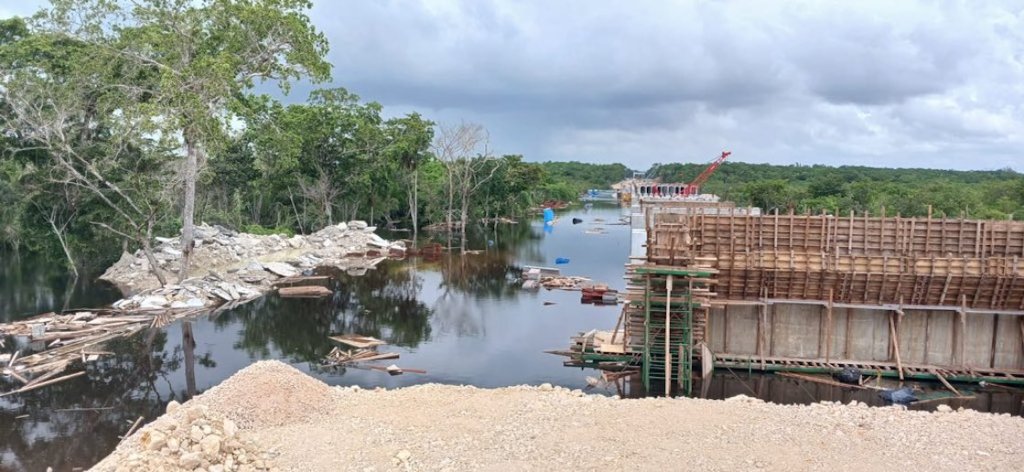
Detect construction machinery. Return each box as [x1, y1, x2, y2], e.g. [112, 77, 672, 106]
[681, 151, 730, 196]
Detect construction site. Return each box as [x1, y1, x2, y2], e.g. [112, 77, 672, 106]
[565, 152, 1024, 397]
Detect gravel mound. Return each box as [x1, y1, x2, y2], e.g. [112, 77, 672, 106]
[94, 362, 1024, 471]
[197, 361, 334, 429]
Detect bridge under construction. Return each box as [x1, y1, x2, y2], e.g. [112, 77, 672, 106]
[566, 197, 1024, 395]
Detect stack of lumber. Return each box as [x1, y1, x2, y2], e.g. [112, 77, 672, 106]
[539, 276, 592, 290]
[0, 307, 207, 396]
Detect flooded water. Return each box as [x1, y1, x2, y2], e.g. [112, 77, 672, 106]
[0, 205, 632, 470]
[1, 204, 1022, 471]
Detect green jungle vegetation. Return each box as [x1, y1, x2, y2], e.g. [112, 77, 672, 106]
[0, 2, 1021, 276]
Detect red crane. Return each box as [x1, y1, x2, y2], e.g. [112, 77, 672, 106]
[682, 151, 731, 196]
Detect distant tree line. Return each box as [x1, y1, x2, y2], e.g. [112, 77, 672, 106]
[651, 162, 1024, 219]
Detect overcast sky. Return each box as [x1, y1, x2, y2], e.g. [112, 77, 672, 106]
[3, 1, 1023, 171]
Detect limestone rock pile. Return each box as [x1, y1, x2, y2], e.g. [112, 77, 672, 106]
[100, 221, 407, 307]
[100, 402, 278, 472]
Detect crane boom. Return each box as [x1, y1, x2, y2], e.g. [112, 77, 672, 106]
[683, 151, 731, 196]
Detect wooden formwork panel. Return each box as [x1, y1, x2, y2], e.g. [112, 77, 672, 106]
[652, 212, 1024, 259]
[709, 269, 1024, 310]
[648, 211, 1024, 309]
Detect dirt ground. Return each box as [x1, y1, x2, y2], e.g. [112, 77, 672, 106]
[92, 361, 1024, 472]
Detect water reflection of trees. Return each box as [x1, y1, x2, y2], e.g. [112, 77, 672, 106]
[214, 261, 433, 363]
[426, 222, 542, 338]
[0, 253, 119, 323]
[0, 328, 200, 471]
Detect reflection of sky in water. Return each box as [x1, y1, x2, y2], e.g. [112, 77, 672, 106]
[154, 204, 633, 394]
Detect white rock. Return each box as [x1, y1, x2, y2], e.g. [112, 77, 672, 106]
[223, 419, 238, 438]
[348, 220, 368, 230]
[936, 404, 953, 413]
[163, 247, 183, 257]
[166, 400, 181, 414]
[180, 452, 202, 469]
[336, 222, 348, 231]
[200, 434, 222, 456]
[263, 262, 298, 278]
[190, 425, 205, 442]
[155, 236, 176, 244]
[139, 295, 169, 309]
[288, 237, 303, 249]
[539, 383, 553, 391]
[395, 450, 411, 462]
[143, 430, 168, 451]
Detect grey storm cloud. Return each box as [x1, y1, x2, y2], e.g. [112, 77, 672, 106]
[4, 0, 1024, 170]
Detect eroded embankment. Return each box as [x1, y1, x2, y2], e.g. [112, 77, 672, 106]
[92, 361, 1024, 472]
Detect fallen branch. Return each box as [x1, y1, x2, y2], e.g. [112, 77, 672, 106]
[0, 370, 86, 397]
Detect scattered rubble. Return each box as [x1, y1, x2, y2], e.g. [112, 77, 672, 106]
[100, 221, 406, 310]
[95, 402, 276, 472]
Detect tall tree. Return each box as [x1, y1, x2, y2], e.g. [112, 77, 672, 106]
[431, 123, 500, 252]
[37, 0, 332, 282]
[384, 113, 434, 240]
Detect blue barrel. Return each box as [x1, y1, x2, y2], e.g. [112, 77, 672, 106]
[543, 208, 555, 224]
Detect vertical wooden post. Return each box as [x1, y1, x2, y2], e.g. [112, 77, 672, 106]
[958, 294, 967, 367]
[665, 275, 673, 396]
[926, 205, 933, 254]
[825, 288, 834, 362]
[889, 310, 904, 381]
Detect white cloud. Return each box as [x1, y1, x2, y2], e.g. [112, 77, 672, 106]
[5, 0, 1024, 170]
[308, 0, 1024, 170]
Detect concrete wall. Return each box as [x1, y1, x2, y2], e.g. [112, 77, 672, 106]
[707, 302, 1024, 372]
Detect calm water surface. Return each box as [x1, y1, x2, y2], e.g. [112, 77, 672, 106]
[0, 204, 1021, 471]
[0, 205, 632, 470]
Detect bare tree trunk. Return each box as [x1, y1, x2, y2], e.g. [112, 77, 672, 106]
[446, 171, 455, 250]
[460, 195, 469, 253]
[40, 204, 79, 279]
[179, 135, 200, 282]
[48, 216, 78, 279]
[410, 170, 419, 242]
[142, 219, 168, 286]
[324, 195, 332, 226]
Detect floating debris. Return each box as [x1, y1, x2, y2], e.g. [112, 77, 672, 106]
[278, 286, 333, 298]
[537, 276, 591, 290]
[329, 334, 387, 349]
[0, 307, 216, 395]
[320, 347, 399, 368]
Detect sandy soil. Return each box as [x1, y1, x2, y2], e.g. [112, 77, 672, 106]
[92, 361, 1024, 472]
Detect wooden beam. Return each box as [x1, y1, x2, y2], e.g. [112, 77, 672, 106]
[889, 311, 905, 381]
